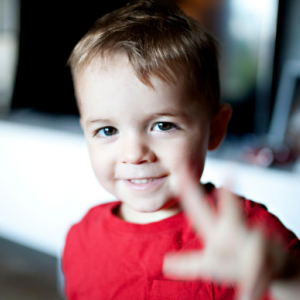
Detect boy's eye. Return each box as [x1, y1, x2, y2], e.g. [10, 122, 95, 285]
[97, 126, 118, 137]
[152, 122, 177, 131]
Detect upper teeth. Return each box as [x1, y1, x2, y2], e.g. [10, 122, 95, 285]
[130, 178, 156, 184]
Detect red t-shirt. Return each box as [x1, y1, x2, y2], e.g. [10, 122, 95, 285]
[62, 184, 300, 300]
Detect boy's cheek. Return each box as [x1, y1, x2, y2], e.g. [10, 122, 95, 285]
[93, 168, 117, 196]
[89, 153, 115, 183]
[168, 142, 206, 171]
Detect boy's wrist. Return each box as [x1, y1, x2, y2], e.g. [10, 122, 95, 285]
[270, 250, 300, 300]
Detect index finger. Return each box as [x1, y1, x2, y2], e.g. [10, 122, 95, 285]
[218, 184, 244, 226]
[175, 166, 215, 240]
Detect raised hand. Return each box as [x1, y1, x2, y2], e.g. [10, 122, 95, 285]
[163, 168, 287, 300]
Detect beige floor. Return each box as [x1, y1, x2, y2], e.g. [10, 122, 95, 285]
[0, 237, 65, 300]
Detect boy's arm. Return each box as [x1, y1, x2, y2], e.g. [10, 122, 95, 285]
[163, 169, 300, 300]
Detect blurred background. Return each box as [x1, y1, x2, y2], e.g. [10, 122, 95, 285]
[1, 0, 300, 299]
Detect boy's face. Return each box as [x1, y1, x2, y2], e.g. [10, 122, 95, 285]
[77, 55, 217, 222]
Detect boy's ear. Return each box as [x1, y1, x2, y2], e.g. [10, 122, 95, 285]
[208, 103, 232, 151]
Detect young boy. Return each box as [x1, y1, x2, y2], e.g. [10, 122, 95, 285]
[63, 0, 300, 299]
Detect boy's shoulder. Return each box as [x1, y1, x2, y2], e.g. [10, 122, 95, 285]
[80, 201, 119, 224]
[66, 201, 120, 242]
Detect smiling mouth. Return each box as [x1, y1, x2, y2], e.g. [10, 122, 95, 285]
[127, 175, 167, 184]
[129, 178, 158, 184]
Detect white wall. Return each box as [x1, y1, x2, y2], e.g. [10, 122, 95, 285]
[0, 120, 299, 257]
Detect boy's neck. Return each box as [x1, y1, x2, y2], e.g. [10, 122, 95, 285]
[115, 202, 182, 224]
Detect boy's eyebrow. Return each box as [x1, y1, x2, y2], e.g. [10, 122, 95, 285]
[150, 112, 187, 118]
[146, 112, 191, 123]
[85, 118, 112, 127]
[87, 118, 111, 124]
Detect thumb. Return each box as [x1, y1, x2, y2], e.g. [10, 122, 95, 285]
[163, 251, 205, 280]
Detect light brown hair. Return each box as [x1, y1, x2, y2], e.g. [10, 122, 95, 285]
[69, 0, 220, 116]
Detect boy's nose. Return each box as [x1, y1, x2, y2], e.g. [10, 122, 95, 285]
[119, 138, 156, 164]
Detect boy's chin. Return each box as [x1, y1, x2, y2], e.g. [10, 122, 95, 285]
[125, 196, 179, 213]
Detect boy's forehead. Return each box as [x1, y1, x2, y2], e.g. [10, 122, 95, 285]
[76, 52, 188, 95]
[75, 53, 130, 86]
[75, 54, 204, 120]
